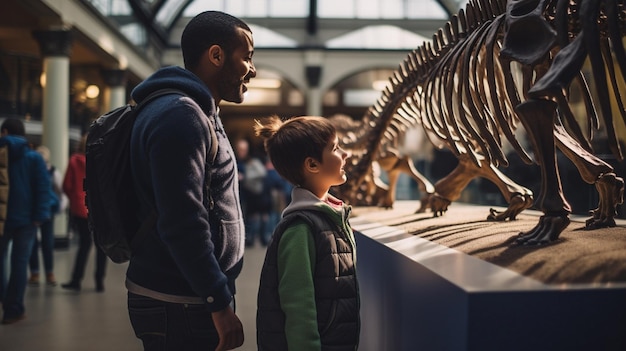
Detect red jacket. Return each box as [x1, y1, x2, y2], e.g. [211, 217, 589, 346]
[63, 153, 87, 218]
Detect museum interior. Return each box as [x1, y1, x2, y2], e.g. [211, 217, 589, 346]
[1, 0, 626, 350]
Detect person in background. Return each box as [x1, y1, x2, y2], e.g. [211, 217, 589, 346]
[126, 10, 255, 350]
[255, 115, 360, 350]
[262, 158, 292, 245]
[237, 140, 272, 247]
[61, 134, 107, 293]
[28, 145, 64, 287]
[0, 118, 50, 324]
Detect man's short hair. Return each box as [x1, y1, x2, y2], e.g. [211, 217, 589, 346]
[1, 118, 26, 136]
[181, 11, 252, 70]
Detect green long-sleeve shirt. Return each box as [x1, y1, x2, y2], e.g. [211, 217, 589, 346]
[278, 222, 320, 350]
[275, 187, 356, 351]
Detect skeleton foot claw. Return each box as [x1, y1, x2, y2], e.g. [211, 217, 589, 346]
[515, 215, 570, 245]
[584, 173, 624, 230]
[487, 193, 534, 221]
[429, 194, 451, 217]
[585, 216, 616, 230]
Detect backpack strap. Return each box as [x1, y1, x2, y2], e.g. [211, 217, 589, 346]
[130, 89, 187, 251]
[136, 88, 186, 111]
[205, 116, 218, 210]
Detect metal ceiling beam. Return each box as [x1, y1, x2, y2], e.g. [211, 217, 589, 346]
[307, 0, 318, 35]
[126, 0, 169, 45]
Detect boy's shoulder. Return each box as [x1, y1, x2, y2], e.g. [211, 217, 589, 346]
[279, 210, 335, 234]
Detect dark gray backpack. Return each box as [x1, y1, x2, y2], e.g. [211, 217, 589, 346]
[84, 89, 218, 263]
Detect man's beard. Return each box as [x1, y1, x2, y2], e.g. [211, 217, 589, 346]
[219, 60, 244, 104]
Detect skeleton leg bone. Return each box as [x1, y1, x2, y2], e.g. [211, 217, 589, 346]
[515, 99, 571, 244]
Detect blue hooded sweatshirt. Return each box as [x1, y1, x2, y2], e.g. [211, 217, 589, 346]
[0, 135, 50, 231]
[127, 66, 245, 312]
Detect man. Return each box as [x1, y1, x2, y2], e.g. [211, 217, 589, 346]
[0, 118, 51, 324]
[126, 11, 255, 350]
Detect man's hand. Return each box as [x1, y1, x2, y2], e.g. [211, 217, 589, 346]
[212, 305, 244, 351]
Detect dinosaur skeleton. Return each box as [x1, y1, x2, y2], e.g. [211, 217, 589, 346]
[331, 0, 625, 244]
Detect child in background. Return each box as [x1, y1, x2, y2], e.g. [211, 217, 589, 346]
[255, 115, 360, 351]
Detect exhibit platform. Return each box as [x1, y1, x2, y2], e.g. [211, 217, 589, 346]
[351, 201, 626, 351]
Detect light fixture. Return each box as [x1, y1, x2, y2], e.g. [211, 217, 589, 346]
[372, 80, 389, 91]
[85, 84, 100, 99]
[247, 78, 282, 89]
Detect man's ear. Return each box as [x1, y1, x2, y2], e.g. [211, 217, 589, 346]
[206, 45, 224, 67]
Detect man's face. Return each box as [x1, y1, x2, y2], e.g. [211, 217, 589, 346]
[218, 28, 256, 104]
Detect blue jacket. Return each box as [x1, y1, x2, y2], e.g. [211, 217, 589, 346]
[0, 135, 50, 231]
[127, 66, 245, 312]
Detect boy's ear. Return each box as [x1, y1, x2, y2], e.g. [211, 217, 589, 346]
[303, 157, 320, 174]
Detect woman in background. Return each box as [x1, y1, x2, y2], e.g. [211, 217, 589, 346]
[61, 134, 107, 292]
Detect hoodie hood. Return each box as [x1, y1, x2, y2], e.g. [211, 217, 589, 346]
[283, 187, 350, 225]
[131, 66, 216, 117]
[0, 135, 31, 162]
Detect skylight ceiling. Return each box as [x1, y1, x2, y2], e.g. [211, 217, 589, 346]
[182, 0, 454, 49]
[183, 0, 449, 19]
[327, 25, 431, 49]
[87, 0, 470, 49]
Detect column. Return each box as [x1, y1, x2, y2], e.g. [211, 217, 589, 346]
[33, 28, 72, 246]
[305, 50, 323, 116]
[101, 68, 128, 113]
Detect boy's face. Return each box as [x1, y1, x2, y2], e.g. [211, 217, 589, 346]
[318, 135, 349, 187]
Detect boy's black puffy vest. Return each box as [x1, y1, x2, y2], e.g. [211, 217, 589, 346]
[257, 210, 360, 351]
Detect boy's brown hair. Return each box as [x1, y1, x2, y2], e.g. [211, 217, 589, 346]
[254, 115, 336, 186]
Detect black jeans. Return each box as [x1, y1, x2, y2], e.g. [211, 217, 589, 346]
[128, 292, 223, 351]
[69, 216, 107, 284]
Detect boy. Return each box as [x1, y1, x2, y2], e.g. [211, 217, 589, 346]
[255, 115, 359, 351]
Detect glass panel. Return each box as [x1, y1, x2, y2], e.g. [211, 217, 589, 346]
[82, 0, 148, 48]
[0, 53, 42, 120]
[320, 0, 447, 19]
[406, 1, 447, 19]
[111, 0, 132, 14]
[86, 0, 108, 13]
[248, 24, 297, 47]
[378, 0, 404, 18]
[120, 23, 147, 46]
[356, 0, 403, 19]
[318, 0, 355, 18]
[184, 0, 308, 17]
[183, 0, 223, 16]
[246, 0, 269, 16]
[327, 25, 430, 49]
[269, 0, 307, 17]
[156, 0, 188, 28]
[83, 0, 131, 15]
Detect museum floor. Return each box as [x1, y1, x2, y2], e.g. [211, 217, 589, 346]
[0, 238, 266, 351]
